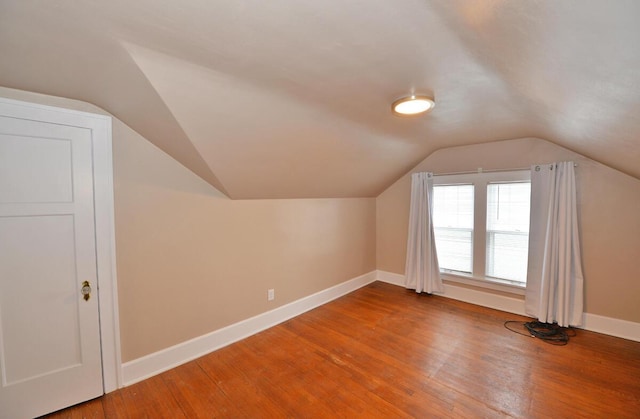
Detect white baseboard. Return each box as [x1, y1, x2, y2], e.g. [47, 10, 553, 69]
[582, 313, 640, 342]
[121, 270, 377, 386]
[440, 283, 528, 316]
[377, 270, 527, 316]
[376, 270, 640, 343]
[376, 270, 405, 287]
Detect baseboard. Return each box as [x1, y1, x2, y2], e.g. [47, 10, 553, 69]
[376, 270, 405, 287]
[582, 313, 640, 342]
[376, 270, 640, 342]
[121, 270, 377, 386]
[377, 270, 527, 316]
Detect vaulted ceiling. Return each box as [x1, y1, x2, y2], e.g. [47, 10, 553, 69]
[1, 1, 639, 198]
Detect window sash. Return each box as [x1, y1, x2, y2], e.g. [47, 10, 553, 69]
[486, 230, 528, 283]
[485, 181, 531, 283]
[433, 184, 474, 274]
[434, 227, 473, 274]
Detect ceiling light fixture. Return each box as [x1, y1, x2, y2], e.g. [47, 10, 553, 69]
[392, 95, 435, 116]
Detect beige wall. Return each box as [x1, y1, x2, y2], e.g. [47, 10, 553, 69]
[0, 87, 376, 362]
[377, 137, 640, 323]
[113, 123, 376, 361]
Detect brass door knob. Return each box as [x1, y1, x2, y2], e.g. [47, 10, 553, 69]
[81, 281, 92, 301]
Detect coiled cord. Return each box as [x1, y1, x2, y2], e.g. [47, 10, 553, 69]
[504, 320, 576, 345]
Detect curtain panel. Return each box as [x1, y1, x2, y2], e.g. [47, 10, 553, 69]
[405, 172, 444, 294]
[526, 162, 584, 327]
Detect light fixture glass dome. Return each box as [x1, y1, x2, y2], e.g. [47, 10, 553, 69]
[392, 95, 435, 116]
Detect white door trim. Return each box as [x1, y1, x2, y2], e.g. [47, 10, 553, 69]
[0, 97, 122, 392]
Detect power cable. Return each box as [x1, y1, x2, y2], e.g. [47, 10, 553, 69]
[504, 320, 576, 345]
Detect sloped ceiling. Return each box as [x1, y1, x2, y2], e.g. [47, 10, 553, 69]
[1, 0, 638, 198]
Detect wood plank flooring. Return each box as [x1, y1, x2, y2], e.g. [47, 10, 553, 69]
[45, 282, 640, 418]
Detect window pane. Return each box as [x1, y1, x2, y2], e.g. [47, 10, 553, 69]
[486, 232, 529, 282]
[434, 228, 473, 272]
[486, 182, 531, 282]
[433, 185, 474, 273]
[433, 185, 474, 229]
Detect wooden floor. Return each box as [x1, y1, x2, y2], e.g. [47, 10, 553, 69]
[45, 282, 640, 418]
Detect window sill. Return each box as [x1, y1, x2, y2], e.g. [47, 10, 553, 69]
[440, 271, 526, 296]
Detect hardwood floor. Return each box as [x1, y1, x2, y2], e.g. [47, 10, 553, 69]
[45, 282, 640, 418]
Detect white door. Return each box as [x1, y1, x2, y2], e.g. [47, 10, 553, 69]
[0, 115, 103, 419]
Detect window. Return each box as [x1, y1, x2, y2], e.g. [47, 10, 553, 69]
[433, 171, 531, 290]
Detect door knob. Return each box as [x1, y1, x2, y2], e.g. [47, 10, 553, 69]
[81, 281, 92, 301]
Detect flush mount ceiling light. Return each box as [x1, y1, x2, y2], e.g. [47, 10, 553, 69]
[392, 95, 435, 116]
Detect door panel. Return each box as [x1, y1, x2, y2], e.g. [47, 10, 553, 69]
[0, 116, 103, 419]
[0, 135, 72, 204]
[0, 215, 81, 385]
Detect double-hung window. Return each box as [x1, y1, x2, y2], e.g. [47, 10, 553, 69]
[432, 170, 531, 292]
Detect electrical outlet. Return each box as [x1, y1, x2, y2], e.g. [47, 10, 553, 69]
[268, 289, 275, 301]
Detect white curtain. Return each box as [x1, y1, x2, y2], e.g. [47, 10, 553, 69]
[525, 162, 584, 327]
[405, 172, 444, 294]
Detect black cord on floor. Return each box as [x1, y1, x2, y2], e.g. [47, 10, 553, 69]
[504, 320, 576, 345]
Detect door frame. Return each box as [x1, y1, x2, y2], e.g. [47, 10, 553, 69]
[0, 96, 122, 392]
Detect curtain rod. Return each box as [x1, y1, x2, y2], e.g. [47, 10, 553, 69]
[433, 163, 578, 177]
